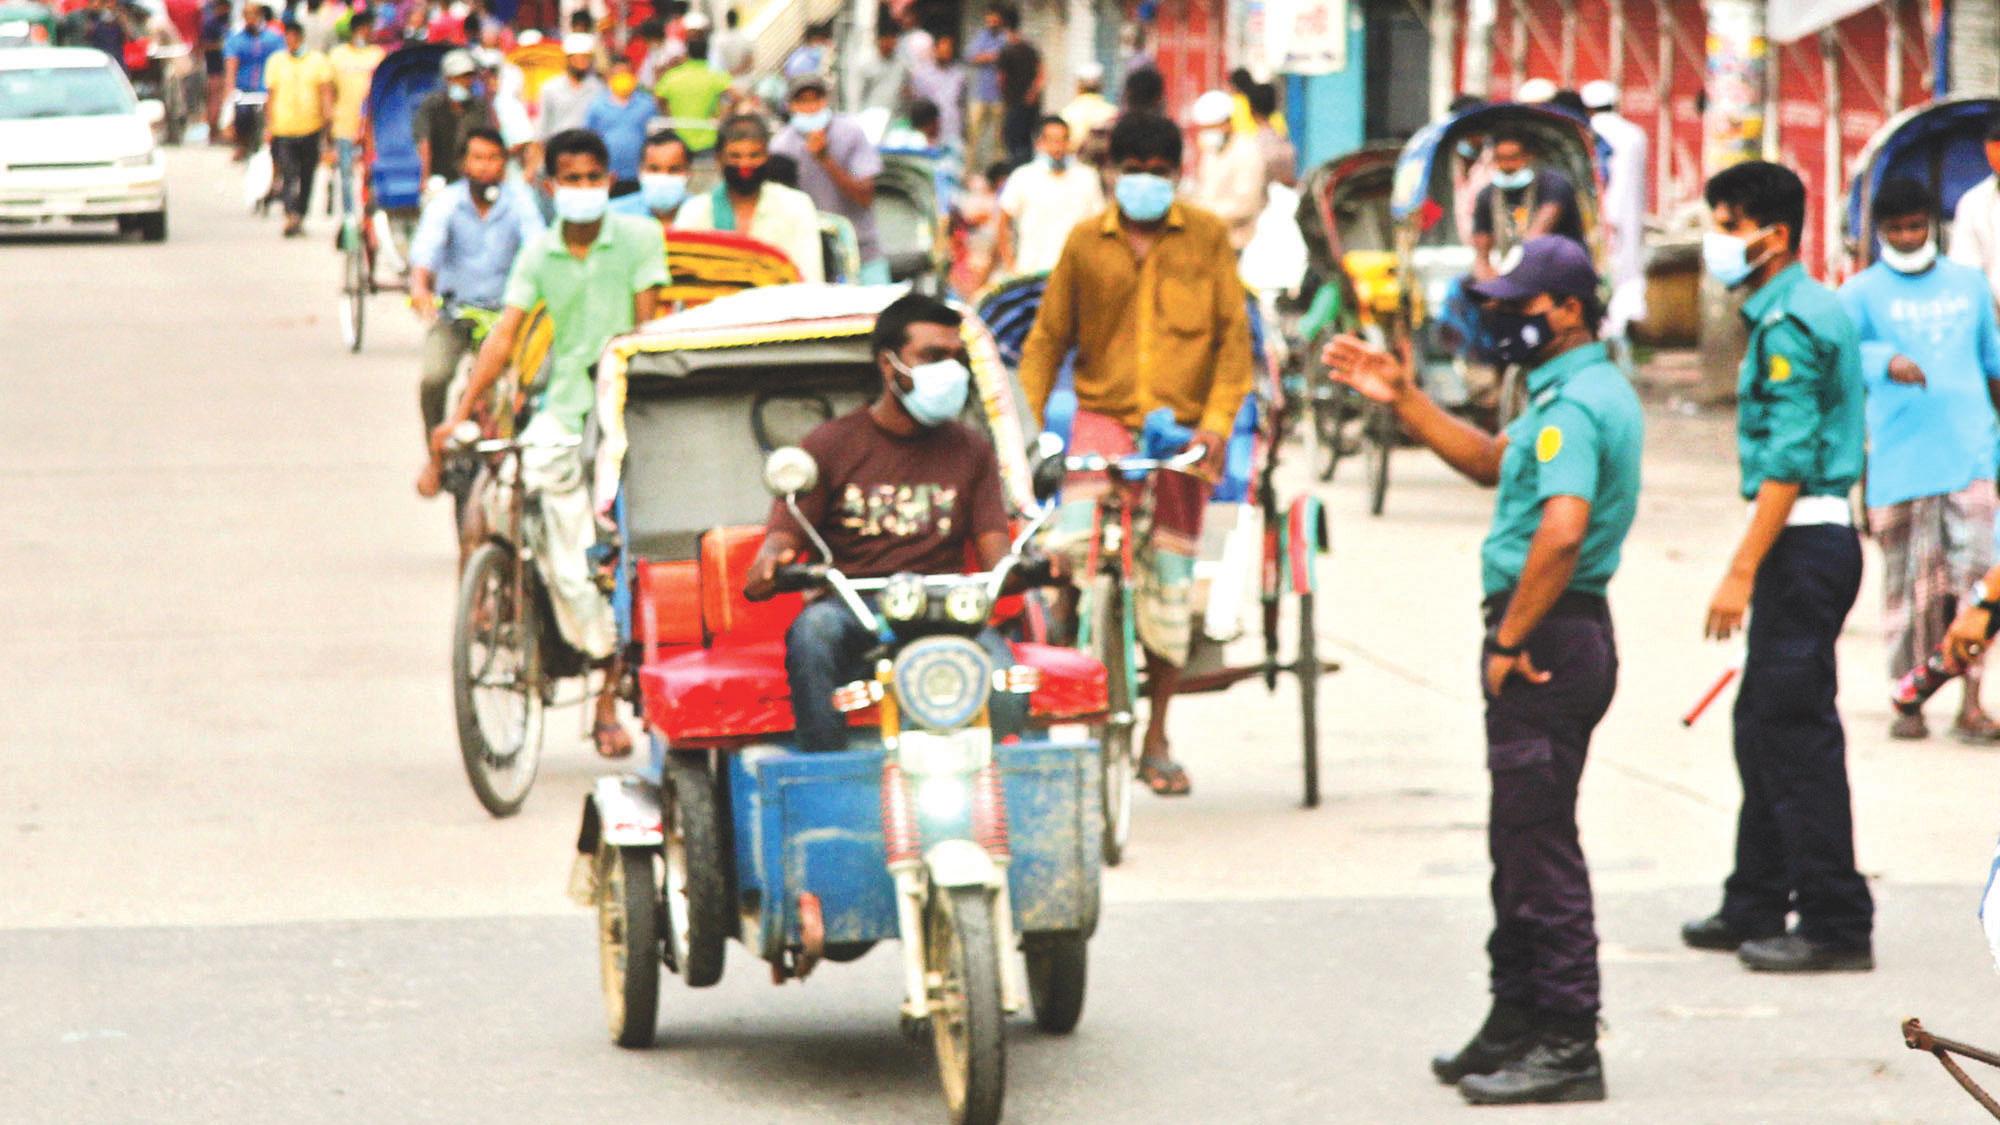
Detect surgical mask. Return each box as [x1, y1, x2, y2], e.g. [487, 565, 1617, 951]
[447, 83, 470, 102]
[608, 73, 636, 98]
[1114, 172, 1174, 223]
[640, 172, 688, 214]
[1879, 238, 1938, 274]
[1491, 167, 1534, 191]
[553, 185, 610, 223]
[289, 44, 305, 56]
[1702, 226, 1774, 288]
[791, 108, 831, 133]
[1198, 129, 1226, 153]
[888, 354, 971, 427]
[725, 162, 766, 195]
[1043, 153, 1068, 172]
[1455, 140, 1479, 161]
[1478, 306, 1553, 366]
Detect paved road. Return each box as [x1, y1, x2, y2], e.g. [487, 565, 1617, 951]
[5, 148, 1999, 1123]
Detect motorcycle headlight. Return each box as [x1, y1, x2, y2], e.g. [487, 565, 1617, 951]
[879, 572, 928, 623]
[942, 582, 992, 627]
[891, 636, 994, 732]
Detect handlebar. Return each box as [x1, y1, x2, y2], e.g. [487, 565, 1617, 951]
[1062, 445, 1206, 475]
[447, 426, 583, 455]
[769, 563, 828, 594]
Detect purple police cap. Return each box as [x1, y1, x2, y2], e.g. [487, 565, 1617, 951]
[1467, 236, 1600, 302]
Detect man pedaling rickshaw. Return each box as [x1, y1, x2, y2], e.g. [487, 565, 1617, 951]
[742, 294, 1032, 751]
[425, 127, 669, 759]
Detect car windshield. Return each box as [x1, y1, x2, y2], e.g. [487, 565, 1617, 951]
[0, 63, 135, 120]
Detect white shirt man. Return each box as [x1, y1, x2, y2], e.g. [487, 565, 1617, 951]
[1582, 80, 1650, 338]
[997, 116, 1104, 276]
[1948, 120, 2000, 308]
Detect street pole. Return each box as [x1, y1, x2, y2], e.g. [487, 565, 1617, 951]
[1695, 0, 1768, 404]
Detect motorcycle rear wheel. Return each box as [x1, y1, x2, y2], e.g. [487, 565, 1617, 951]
[927, 885, 1005, 1125]
[662, 758, 729, 987]
[1024, 931, 1087, 1034]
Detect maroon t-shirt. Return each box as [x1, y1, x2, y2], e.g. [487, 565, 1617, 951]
[768, 409, 1010, 578]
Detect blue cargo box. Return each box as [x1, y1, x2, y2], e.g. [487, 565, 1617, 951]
[726, 737, 1101, 962]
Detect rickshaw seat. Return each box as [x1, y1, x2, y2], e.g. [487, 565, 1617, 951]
[699, 525, 800, 644]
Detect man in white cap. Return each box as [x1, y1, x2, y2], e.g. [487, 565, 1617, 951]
[538, 32, 606, 141]
[1582, 79, 1649, 365]
[1189, 87, 1267, 251]
[1515, 76, 1558, 104]
[413, 48, 495, 188]
[1060, 61, 1116, 149]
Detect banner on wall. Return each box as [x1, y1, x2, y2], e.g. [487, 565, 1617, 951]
[1255, 0, 1350, 76]
[1767, 0, 1878, 43]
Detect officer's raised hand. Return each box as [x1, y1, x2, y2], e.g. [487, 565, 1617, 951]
[1323, 334, 1415, 404]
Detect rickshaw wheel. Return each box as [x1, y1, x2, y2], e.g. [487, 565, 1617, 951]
[662, 759, 729, 988]
[340, 224, 366, 353]
[1084, 582, 1135, 867]
[1023, 932, 1087, 1034]
[453, 542, 546, 817]
[596, 843, 661, 1049]
[926, 885, 1005, 1125]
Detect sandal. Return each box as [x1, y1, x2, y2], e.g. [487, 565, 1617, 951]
[592, 721, 633, 759]
[1137, 755, 1191, 797]
[1951, 714, 2000, 744]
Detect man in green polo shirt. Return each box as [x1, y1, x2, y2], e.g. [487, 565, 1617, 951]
[1327, 236, 1642, 1106]
[654, 35, 733, 158]
[429, 127, 669, 759]
[1679, 161, 1874, 974]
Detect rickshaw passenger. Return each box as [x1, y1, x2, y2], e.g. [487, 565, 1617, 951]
[1471, 128, 1583, 280]
[744, 295, 1021, 752]
[427, 128, 670, 760]
[675, 113, 826, 283]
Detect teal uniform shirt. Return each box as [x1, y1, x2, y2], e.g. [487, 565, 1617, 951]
[1735, 262, 1866, 500]
[1481, 342, 1645, 597]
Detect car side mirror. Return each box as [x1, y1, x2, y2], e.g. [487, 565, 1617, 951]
[1029, 431, 1066, 503]
[763, 446, 819, 498]
[136, 99, 165, 125]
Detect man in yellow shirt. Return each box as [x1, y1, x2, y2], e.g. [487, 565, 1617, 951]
[264, 18, 334, 236]
[326, 9, 383, 217]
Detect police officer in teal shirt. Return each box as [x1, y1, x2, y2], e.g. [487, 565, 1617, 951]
[1327, 236, 1642, 1106]
[1680, 161, 1875, 974]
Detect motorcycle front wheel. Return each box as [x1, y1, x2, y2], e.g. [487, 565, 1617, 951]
[453, 541, 546, 817]
[927, 884, 1005, 1125]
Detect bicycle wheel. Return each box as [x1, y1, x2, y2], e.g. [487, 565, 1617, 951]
[339, 221, 366, 353]
[453, 541, 546, 817]
[1365, 403, 1392, 517]
[1298, 591, 1321, 809]
[1315, 388, 1353, 483]
[1083, 577, 1136, 867]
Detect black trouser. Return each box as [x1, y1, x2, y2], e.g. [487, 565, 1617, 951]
[1482, 591, 1618, 1016]
[271, 133, 321, 219]
[1721, 523, 1873, 948]
[233, 101, 264, 152]
[1001, 99, 1039, 166]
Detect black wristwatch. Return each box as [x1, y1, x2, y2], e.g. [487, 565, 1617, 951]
[1483, 625, 1524, 658]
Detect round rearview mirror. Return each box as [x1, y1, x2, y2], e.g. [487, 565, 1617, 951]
[1029, 431, 1066, 502]
[763, 446, 819, 497]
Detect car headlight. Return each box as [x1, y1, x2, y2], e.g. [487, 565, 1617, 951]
[891, 636, 993, 731]
[879, 572, 928, 623]
[942, 583, 992, 627]
[116, 151, 158, 169]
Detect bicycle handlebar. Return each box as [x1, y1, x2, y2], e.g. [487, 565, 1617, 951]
[1062, 445, 1206, 475]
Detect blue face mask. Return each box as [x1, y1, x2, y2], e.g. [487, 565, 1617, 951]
[791, 108, 832, 133]
[1491, 167, 1534, 191]
[1455, 140, 1479, 161]
[1114, 172, 1174, 223]
[1702, 226, 1773, 289]
[889, 354, 971, 428]
[639, 172, 688, 214]
[447, 83, 471, 103]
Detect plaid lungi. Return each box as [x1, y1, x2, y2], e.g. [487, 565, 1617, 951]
[1051, 410, 1207, 667]
[1870, 478, 1996, 684]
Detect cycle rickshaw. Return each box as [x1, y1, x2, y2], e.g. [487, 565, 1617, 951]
[338, 43, 446, 353]
[538, 285, 1107, 1125]
[1384, 103, 1605, 505]
[1845, 96, 2000, 270]
[976, 273, 1336, 865]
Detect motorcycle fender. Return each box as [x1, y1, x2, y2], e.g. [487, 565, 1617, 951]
[923, 839, 1001, 889]
[582, 774, 664, 850]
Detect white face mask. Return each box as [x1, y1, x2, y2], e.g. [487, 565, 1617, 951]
[1878, 238, 1938, 275]
[553, 185, 609, 224]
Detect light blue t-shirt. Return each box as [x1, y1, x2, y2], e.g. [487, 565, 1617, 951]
[1838, 258, 2000, 508]
[582, 91, 659, 184]
[408, 180, 545, 310]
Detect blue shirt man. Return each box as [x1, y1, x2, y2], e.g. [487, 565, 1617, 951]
[409, 177, 546, 309]
[583, 84, 659, 187]
[224, 20, 285, 92]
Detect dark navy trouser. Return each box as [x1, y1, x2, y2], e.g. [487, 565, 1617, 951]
[785, 596, 1023, 751]
[1721, 524, 1873, 948]
[1482, 592, 1618, 1016]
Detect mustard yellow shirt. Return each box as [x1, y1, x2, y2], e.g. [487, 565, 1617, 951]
[1019, 202, 1253, 437]
[265, 49, 333, 138]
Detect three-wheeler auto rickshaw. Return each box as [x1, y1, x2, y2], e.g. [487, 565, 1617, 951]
[974, 272, 1335, 867]
[1844, 96, 2000, 271]
[569, 285, 1110, 1125]
[1387, 103, 1605, 446]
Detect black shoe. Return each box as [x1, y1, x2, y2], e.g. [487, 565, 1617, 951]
[1737, 933, 1874, 973]
[1681, 912, 1782, 952]
[1459, 1021, 1606, 1106]
[1430, 1000, 1534, 1085]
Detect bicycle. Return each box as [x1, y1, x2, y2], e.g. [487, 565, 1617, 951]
[435, 300, 508, 535]
[450, 426, 593, 817]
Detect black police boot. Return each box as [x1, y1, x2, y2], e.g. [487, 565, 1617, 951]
[1681, 912, 1782, 952]
[1430, 1000, 1535, 1085]
[1458, 1014, 1606, 1106]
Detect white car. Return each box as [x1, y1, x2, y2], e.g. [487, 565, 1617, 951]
[0, 46, 168, 241]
